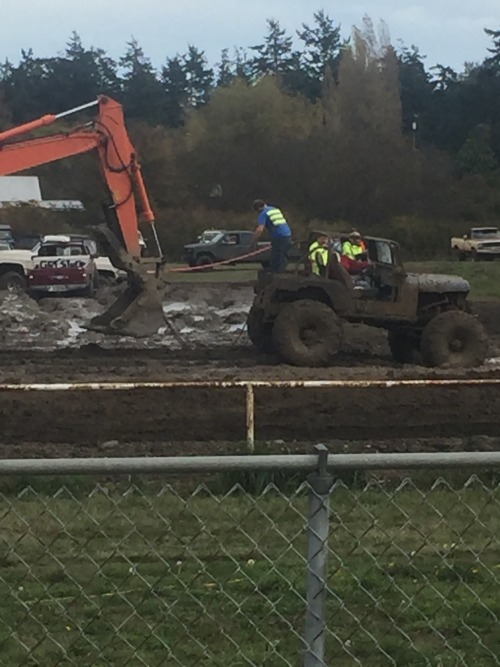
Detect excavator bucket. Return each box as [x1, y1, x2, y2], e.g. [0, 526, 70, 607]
[89, 271, 167, 337]
[88, 225, 167, 337]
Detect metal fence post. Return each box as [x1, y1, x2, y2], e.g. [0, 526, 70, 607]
[245, 383, 255, 453]
[304, 444, 333, 667]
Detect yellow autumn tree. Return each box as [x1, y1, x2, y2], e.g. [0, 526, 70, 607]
[305, 17, 419, 226]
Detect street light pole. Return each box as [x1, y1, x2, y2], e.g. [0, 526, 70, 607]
[412, 114, 419, 150]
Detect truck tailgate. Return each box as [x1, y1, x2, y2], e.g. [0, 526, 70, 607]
[28, 256, 92, 292]
[29, 266, 87, 284]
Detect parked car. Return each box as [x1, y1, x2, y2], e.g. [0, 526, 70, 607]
[27, 236, 98, 297]
[0, 224, 14, 249]
[182, 230, 301, 268]
[0, 233, 125, 291]
[13, 234, 42, 250]
[451, 226, 500, 261]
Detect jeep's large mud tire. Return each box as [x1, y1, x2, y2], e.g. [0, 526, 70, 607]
[421, 311, 488, 368]
[272, 299, 342, 366]
[247, 306, 274, 353]
[388, 330, 422, 365]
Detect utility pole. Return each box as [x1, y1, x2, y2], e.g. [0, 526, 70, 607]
[412, 114, 419, 150]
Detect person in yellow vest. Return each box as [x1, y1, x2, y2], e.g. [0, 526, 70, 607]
[308, 234, 330, 277]
[252, 199, 292, 273]
[342, 231, 366, 260]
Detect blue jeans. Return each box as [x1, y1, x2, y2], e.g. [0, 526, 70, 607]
[271, 236, 291, 273]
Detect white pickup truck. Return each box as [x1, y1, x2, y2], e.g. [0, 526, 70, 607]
[451, 227, 500, 261]
[0, 235, 125, 291]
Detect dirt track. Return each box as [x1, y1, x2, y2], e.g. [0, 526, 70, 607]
[0, 285, 499, 456]
[1, 380, 500, 446]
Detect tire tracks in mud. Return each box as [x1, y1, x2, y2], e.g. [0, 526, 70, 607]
[0, 345, 398, 383]
[0, 384, 499, 445]
[0, 296, 498, 451]
[0, 367, 499, 446]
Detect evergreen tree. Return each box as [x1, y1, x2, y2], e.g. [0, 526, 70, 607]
[297, 10, 344, 97]
[430, 64, 459, 91]
[0, 50, 48, 121]
[65, 32, 120, 98]
[216, 49, 234, 87]
[484, 27, 500, 70]
[0, 88, 11, 130]
[183, 45, 213, 107]
[120, 39, 165, 124]
[250, 19, 296, 77]
[162, 56, 188, 127]
[162, 47, 212, 127]
[233, 48, 253, 82]
[397, 45, 433, 135]
[37, 33, 121, 111]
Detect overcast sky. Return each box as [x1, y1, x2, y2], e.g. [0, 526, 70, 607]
[1, 0, 499, 72]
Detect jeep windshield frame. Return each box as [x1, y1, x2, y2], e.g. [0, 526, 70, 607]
[364, 237, 403, 269]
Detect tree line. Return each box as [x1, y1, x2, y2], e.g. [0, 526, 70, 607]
[1, 13, 500, 258]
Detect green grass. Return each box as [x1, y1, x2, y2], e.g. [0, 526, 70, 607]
[165, 259, 500, 300]
[0, 476, 499, 665]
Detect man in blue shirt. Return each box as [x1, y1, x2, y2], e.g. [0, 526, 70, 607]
[252, 199, 292, 273]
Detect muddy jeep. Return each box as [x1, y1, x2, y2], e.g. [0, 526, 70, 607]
[247, 236, 488, 368]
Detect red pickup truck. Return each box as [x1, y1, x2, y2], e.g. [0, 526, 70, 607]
[27, 236, 98, 297]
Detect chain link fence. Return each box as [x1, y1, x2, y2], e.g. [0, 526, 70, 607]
[0, 451, 499, 665]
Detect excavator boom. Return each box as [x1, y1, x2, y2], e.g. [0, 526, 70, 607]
[0, 96, 166, 336]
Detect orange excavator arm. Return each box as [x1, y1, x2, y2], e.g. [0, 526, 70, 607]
[0, 97, 166, 337]
[0, 96, 157, 260]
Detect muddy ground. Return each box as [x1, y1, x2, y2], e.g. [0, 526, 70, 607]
[0, 284, 499, 458]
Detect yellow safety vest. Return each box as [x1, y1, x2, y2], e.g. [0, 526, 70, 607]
[308, 241, 329, 276]
[267, 207, 287, 226]
[342, 240, 364, 260]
